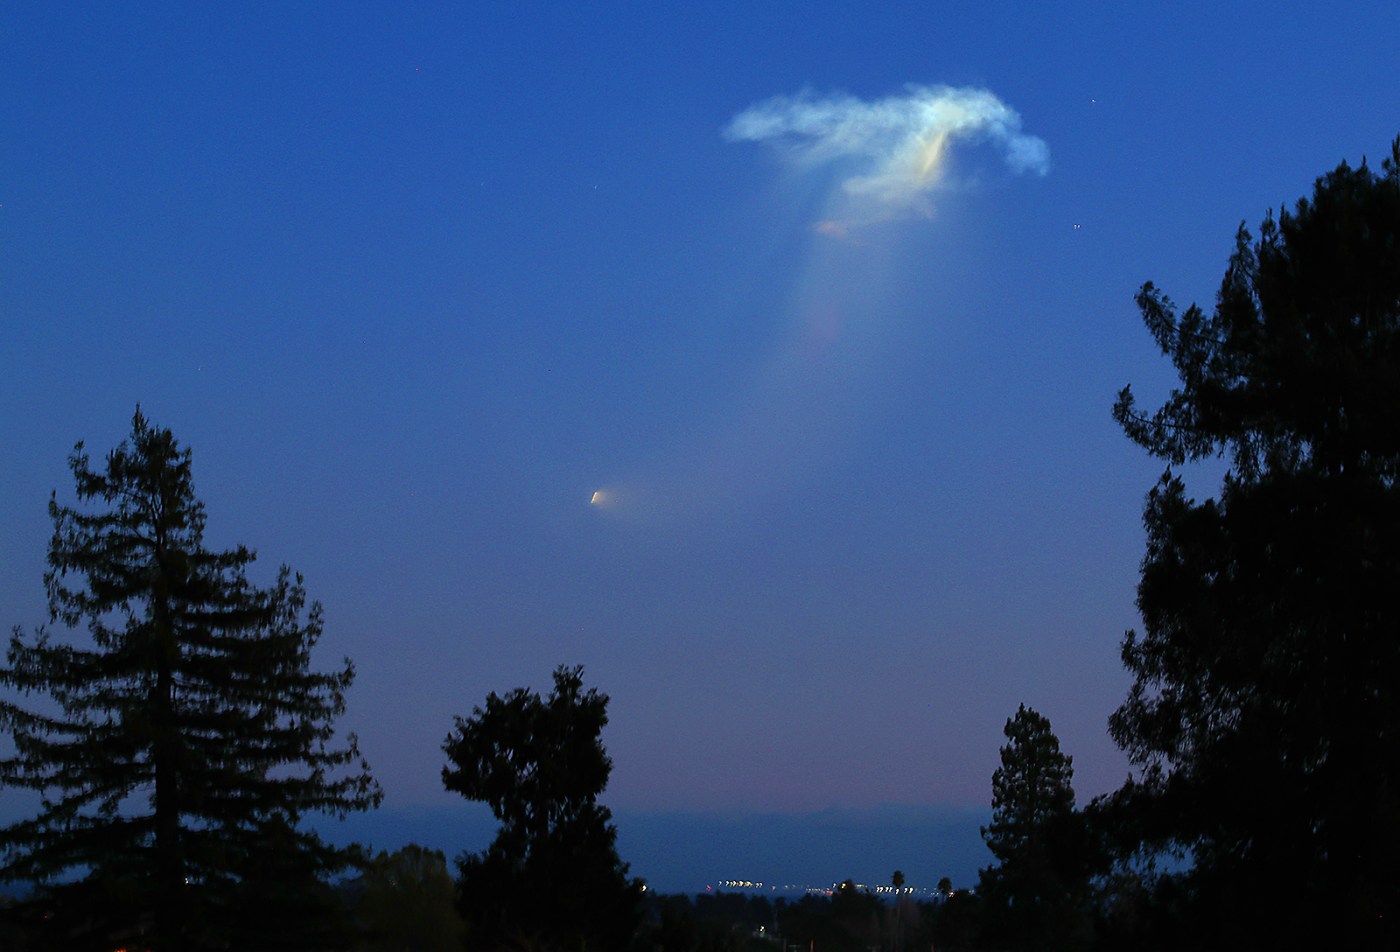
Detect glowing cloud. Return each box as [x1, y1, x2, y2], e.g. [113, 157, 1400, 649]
[724, 84, 1048, 220]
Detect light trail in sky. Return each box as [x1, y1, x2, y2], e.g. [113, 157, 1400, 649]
[593, 85, 1048, 526]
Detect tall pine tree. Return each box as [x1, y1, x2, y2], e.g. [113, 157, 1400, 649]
[1108, 138, 1400, 946]
[0, 411, 381, 950]
[980, 705, 1096, 951]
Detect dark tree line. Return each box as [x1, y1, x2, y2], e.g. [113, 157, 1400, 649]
[632, 883, 982, 952]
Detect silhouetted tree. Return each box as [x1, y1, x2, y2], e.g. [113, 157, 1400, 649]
[777, 894, 839, 951]
[0, 411, 381, 951]
[774, 884, 879, 952]
[891, 869, 906, 952]
[648, 894, 699, 952]
[926, 885, 980, 952]
[831, 879, 881, 951]
[979, 705, 1094, 951]
[352, 844, 465, 952]
[1107, 138, 1400, 947]
[443, 664, 642, 950]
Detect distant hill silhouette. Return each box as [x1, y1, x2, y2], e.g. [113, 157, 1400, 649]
[311, 802, 991, 893]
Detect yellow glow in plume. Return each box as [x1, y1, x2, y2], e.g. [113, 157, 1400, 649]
[913, 129, 949, 181]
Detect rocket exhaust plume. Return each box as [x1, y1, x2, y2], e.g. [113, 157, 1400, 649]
[591, 83, 1050, 527]
[724, 84, 1048, 227]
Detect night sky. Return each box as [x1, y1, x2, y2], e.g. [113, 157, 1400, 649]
[4, 2, 1399, 889]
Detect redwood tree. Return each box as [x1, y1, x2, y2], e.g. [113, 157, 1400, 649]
[1, 411, 381, 950]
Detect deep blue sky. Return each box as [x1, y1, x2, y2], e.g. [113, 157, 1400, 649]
[4, 1, 1399, 881]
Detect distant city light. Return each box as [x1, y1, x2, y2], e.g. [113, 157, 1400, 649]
[709, 877, 945, 899]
